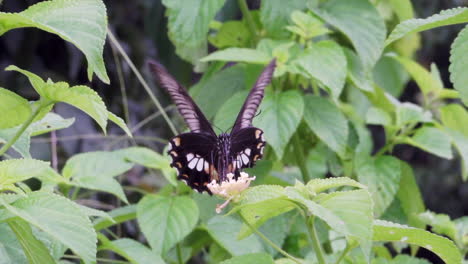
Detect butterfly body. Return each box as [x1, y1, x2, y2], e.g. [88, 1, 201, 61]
[149, 60, 275, 194]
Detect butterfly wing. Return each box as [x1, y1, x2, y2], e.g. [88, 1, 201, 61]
[167, 133, 219, 193]
[231, 59, 276, 134]
[148, 60, 216, 135]
[230, 127, 266, 171]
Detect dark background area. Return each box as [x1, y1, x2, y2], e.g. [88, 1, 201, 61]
[0, 1, 467, 261]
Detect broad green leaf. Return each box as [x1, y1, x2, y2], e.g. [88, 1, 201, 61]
[385, 7, 468, 46]
[8, 219, 56, 264]
[373, 220, 462, 264]
[450, 25, 468, 105]
[292, 41, 347, 98]
[0, 0, 109, 83]
[357, 156, 401, 217]
[257, 214, 289, 255]
[396, 103, 432, 126]
[30, 112, 74, 136]
[254, 90, 304, 158]
[388, 0, 415, 21]
[0, 88, 31, 129]
[373, 56, 409, 97]
[107, 112, 132, 137]
[94, 205, 136, 231]
[137, 195, 199, 255]
[417, 211, 457, 240]
[390, 56, 442, 96]
[0, 192, 97, 264]
[374, 255, 430, 264]
[205, 215, 264, 256]
[0, 126, 31, 158]
[260, 0, 307, 38]
[6, 66, 109, 133]
[201, 48, 271, 64]
[162, 0, 225, 70]
[396, 162, 425, 229]
[0, 223, 28, 264]
[303, 95, 348, 157]
[214, 91, 249, 131]
[99, 237, 164, 264]
[306, 177, 366, 194]
[208, 21, 251, 48]
[312, 0, 386, 69]
[0, 159, 54, 190]
[220, 253, 274, 264]
[405, 127, 453, 159]
[63, 151, 134, 203]
[344, 48, 373, 92]
[366, 107, 392, 126]
[440, 104, 468, 137]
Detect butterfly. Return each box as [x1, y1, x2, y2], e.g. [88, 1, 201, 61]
[148, 60, 276, 194]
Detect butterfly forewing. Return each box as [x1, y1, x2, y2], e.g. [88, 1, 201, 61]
[167, 133, 218, 193]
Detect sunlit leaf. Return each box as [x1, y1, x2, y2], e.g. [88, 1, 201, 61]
[0, 88, 31, 129]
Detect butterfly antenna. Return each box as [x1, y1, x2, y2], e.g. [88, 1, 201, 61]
[211, 122, 224, 134]
[254, 110, 262, 118]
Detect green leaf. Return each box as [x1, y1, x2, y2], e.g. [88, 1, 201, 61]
[405, 127, 453, 159]
[373, 220, 462, 264]
[390, 55, 442, 96]
[0, 126, 31, 158]
[396, 162, 425, 228]
[373, 56, 409, 97]
[385, 7, 468, 46]
[306, 177, 366, 194]
[312, 0, 386, 69]
[6, 66, 109, 133]
[374, 255, 431, 264]
[0, 159, 56, 190]
[366, 107, 392, 126]
[450, 25, 468, 106]
[94, 205, 136, 231]
[107, 112, 132, 137]
[30, 112, 75, 136]
[388, 0, 415, 21]
[220, 253, 274, 264]
[137, 195, 199, 255]
[260, 0, 307, 38]
[0, 88, 31, 129]
[445, 130, 468, 181]
[201, 48, 271, 64]
[208, 21, 251, 48]
[254, 90, 304, 158]
[303, 95, 348, 157]
[99, 237, 164, 264]
[440, 104, 468, 137]
[0, 0, 109, 83]
[0, 223, 28, 264]
[63, 151, 134, 203]
[417, 211, 457, 240]
[214, 91, 249, 131]
[205, 215, 264, 256]
[0, 192, 97, 264]
[292, 41, 347, 98]
[344, 48, 373, 92]
[396, 103, 432, 126]
[8, 219, 56, 264]
[162, 0, 225, 70]
[357, 156, 401, 217]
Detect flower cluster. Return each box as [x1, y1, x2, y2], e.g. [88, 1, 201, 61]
[207, 172, 256, 213]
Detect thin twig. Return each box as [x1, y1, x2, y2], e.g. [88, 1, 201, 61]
[307, 217, 326, 264]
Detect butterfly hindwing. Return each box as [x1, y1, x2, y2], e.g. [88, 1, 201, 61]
[230, 127, 266, 170]
[167, 133, 218, 193]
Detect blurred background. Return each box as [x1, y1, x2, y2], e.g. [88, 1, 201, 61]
[0, 0, 467, 243]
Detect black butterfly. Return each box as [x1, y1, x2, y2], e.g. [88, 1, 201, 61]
[148, 60, 276, 194]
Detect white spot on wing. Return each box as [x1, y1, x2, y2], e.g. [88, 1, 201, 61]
[186, 153, 194, 161]
[167, 143, 172, 151]
[260, 146, 264, 155]
[188, 158, 198, 169]
[204, 161, 209, 171]
[196, 158, 204, 171]
[261, 134, 265, 141]
[241, 154, 249, 164]
[245, 148, 251, 156]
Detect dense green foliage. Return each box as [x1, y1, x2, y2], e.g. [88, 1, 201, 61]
[0, 0, 468, 263]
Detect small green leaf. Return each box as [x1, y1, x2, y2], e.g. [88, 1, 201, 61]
[292, 41, 347, 98]
[373, 56, 409, 97]
[0, 159, 55, 189]
[99, 237, 164, 264]
[0, 88, 31, 129]
[8, 219, 56, 264]
[366, 107, 392, 126]
[385, 7, 468, 46]
[405, 127, 453, 159]
[312, 0, 386, 69]
[417, 211, 457, 240]
[260, 0, 307, 38]
[201, 48, 271, 64]
[0, 192, 97, 264]
[94, 205, 136, 231]
[162, 0, 226, 70]
[373, 220, 462, 264]
[0, 0, 109, 83]
[357, 156, 401, 217]
[307, 177, 366, 194]
[107, 112, 132, 137]
[450, 25, 468, 105]
[30, 112, 74, 136]
[303, 95, 348, 157]
[396, 162, 425, 229]
[254, 90, 304, 158]
[137, 195, 199, 255]
[220, 253, 274, 264]
[396, 103, 432, 126]
[205, 215, 264, 256]
[440, 104, 468, 137]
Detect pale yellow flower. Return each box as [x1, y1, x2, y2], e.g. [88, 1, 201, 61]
[207, 172, 256, 213]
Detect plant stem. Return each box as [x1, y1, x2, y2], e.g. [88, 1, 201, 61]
[0, 103, 44, 156]
[176, 243, 184, 264]
[107, 29, 178, 136]
[292, 133, 311, 182]
[334, 243, 351, 264]
[237, 0, 258, 45]
[239, 214, 303, 264]
[307, 217, 326, 264]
